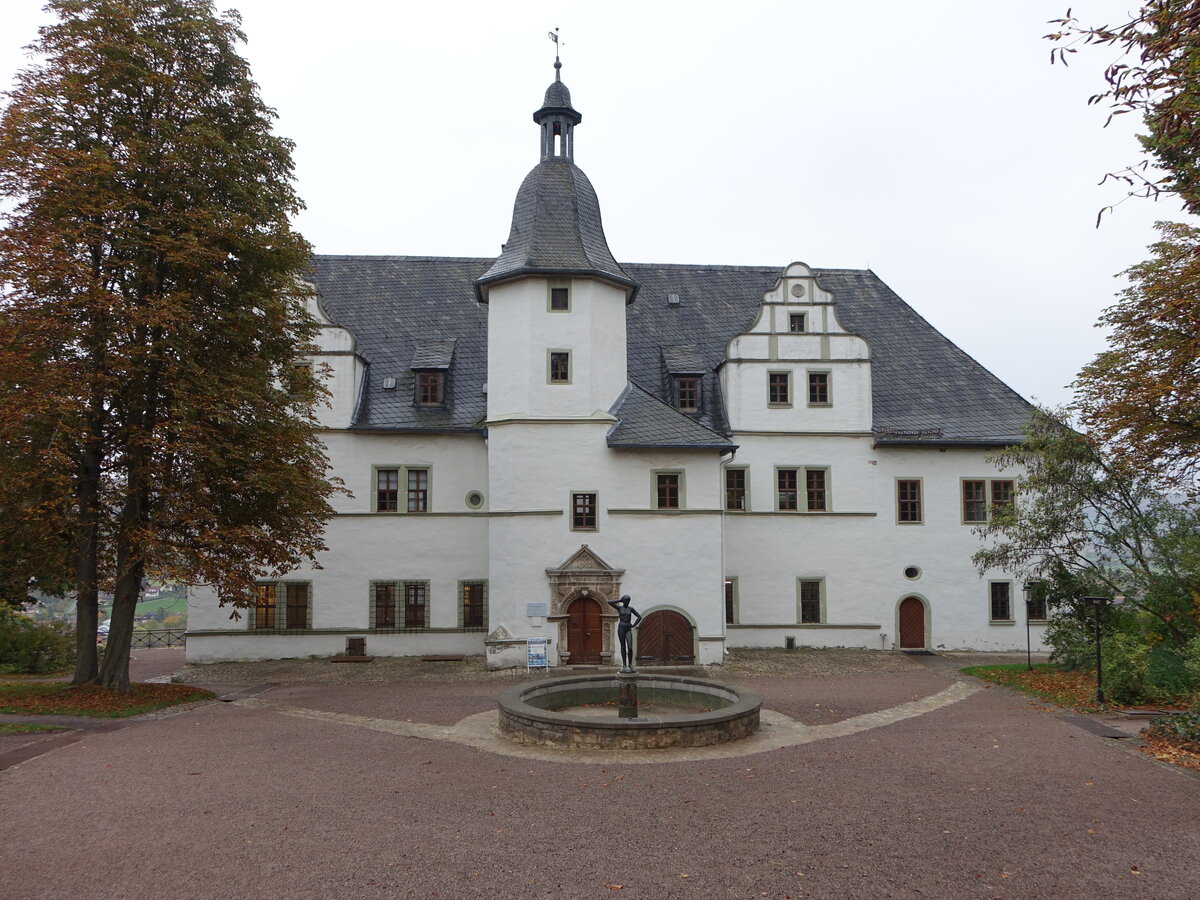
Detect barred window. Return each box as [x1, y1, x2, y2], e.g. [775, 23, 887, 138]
[404, 582, 427, 629]
[254, 584, 276, 630]
[462, 582, 485, 629]
[374, 583, 396, 629]
[285, 584, 308, 629]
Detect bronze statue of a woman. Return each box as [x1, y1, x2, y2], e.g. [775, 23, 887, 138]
[608, 594, 642, 672]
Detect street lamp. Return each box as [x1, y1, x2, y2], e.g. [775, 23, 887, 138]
[1021, 582, 1043, 671]
[1081, 594, 1126, 704]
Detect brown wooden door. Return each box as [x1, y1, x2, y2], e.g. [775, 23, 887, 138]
[636, 610, 695, 665]
[567, 598, 603, 664]
[899, 596, 925, 649]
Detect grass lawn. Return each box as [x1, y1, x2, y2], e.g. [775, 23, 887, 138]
[0, 682, 214, 718]
[0, 722, 67, 735]
[962, 663, 1117, 713]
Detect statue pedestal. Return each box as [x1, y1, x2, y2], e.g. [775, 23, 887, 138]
[617, 670, 638, 719]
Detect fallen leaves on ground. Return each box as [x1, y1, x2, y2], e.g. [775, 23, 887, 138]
[0, 682, 214, 717]
[962, 664, 1109, 711]
[1139, 730, 1200, 770]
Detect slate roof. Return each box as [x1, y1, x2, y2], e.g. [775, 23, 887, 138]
[607, 383, 737, 451]
[309, 256, 1032, 445]
[410, 339, 455, 369]
[474, 158, 638, 301]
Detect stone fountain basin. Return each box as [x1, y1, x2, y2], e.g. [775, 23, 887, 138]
[497, 673, 761, 750]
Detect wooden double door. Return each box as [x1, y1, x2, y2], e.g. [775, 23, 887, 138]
[636, 610, 695, 666]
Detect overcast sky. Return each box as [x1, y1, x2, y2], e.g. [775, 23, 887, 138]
[0, 1, 1185, 408]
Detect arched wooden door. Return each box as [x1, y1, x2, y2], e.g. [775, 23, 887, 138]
[567, 598, 603, 664]
[899, 597, 926, 649]
[636, 610, 695, 665]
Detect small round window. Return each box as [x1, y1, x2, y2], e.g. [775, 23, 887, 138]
[465, 491, 485, 510]
[904, 566, 921, 580]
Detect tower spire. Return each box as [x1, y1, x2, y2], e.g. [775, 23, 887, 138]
[535, 29, 581, 161]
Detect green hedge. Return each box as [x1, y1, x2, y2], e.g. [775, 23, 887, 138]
[0, 609, 76, 674]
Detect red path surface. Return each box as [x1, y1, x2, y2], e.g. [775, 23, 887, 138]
[2, 650, 1198, 899]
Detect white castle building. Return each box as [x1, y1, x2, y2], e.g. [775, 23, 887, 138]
[187, 62, 1042, 666]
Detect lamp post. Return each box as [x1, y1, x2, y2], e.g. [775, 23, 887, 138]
[1021, 582, 1042, 671]
[1081, 593, 1126, 704]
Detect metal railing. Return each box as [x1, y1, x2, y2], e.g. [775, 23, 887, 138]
[130, 628, 187, 648]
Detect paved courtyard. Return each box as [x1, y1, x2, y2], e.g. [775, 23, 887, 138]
[1, 649, 1198, 898]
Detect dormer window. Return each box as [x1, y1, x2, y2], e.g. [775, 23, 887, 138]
[409, 339, 455, 407]
[789, 313, 806, 333]
[416, 371, 444, 405]
[675, 376, 700, 412]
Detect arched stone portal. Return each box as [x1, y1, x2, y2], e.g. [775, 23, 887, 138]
[546, 545, 625, 666]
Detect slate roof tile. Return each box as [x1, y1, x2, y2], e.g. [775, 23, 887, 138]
[310, 256, 1032, 444]
[607, 383, 737, 450]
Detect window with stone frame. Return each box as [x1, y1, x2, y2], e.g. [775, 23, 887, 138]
[725, 468, 747, 511]
[777, 468, 799, 511]
[550, 286, 569, 311]
[373, 583, 397, 629]
[897, 479, 923, 523]
[768, 371, 791, 405]
[253, 582, 311, 630]
[807, 371, 830, 406]
[377, 468, 399, 512]
[991, 479, 1015, 511]
[789, 312, 806, 333]
[655, 471, 682, 509]
[549, 351, 570, 384]
[572, 492, 598, 531]
[253, 583, 276, 630]
[990, 581, 1013, 622]
[404, 582, 429, 629]
[805, 468, 828, 511]
[798, 579, 823, 624]
[675, 376, 700, 412]
[415, 371, 444, 405]
[461, 581, 487, 630]
[962, 480, 987, 523]
[407, 468, 429, 513]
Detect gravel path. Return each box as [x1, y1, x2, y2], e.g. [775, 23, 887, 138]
[3, 648, 1195, 899]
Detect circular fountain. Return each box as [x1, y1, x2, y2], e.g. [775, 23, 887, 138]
[497, 673, 761, 750]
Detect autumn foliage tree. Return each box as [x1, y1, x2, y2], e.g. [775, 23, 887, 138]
[0, 0, 337, 690]
[1047, 4, 1200, 481]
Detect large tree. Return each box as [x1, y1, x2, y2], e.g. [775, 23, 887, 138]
[1047, 4, 1200, 481]
[0, 0, 337, 690]
[973, 408, 1200, 647]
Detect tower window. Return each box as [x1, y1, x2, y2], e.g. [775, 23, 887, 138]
[550, 287, 569, 311]
[549, 351, 571, 384]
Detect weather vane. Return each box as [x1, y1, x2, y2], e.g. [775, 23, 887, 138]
[548, 27, 563, 73]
